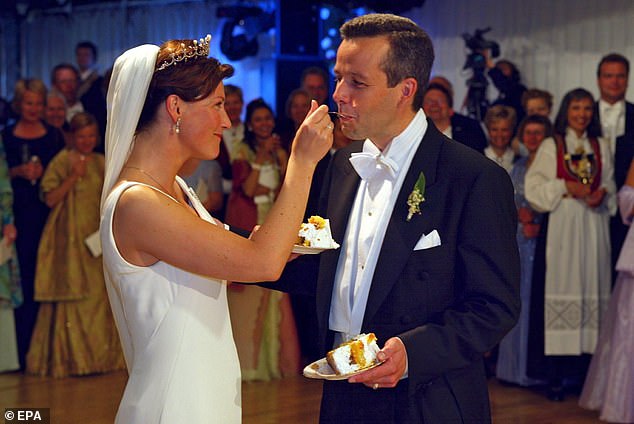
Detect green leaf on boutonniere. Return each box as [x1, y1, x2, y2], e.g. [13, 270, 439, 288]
[414, 172, 426, 198]
[406, 172, 426, 222]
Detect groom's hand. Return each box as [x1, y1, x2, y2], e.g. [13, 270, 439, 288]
[348, 337, 407, 389]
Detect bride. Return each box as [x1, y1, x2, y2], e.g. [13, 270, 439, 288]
[100, 35, 332, 423]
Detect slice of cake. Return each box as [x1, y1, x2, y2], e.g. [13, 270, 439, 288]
[326, 333, 380, 375]
[297, 216, 340, 249]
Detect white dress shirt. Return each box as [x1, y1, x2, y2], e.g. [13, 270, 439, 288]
[599, 98, 625, 156]
[329, 109, 428, 341]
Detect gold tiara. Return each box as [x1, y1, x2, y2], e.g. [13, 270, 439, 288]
[156, 34, 211, 71]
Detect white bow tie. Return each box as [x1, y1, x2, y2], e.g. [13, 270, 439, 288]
[349, 152, 398, 181]
[602, 103, 622, 117]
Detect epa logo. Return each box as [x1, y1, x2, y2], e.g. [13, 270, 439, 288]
[4, 408, 50, 423]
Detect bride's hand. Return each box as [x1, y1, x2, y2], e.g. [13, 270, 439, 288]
[291, 100, 333, 167]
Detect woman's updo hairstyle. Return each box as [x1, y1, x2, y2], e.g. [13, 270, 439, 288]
[136, 38, 234, 133]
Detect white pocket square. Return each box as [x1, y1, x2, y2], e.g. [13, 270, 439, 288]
[414, 229, 441, 251]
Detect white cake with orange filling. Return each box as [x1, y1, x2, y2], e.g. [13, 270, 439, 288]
[297, 216, 340, 249]
[326, 333, 380, 375]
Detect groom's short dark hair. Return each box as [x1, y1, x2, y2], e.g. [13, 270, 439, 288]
[340, 13, 434, 111]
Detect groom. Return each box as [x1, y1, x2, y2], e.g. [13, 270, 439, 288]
[272, 13, 520, 423]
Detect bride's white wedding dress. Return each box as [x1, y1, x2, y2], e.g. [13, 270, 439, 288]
[101, 178, 241, 423]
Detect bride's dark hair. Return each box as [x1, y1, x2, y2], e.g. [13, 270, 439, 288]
[136, 38, 234, 133]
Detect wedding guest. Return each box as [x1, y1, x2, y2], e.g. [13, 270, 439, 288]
[271, 14, 519, 422]
[225, 98, 301, 380]
[100, 36, 332, 422]
[1, 78, 64, 369]
[496, 114, 552, 386]
[522, 88, 553, 118]
[594, 53, 634, 283]
[422, 82, 487, 153]
[44, 91, 71, 147]
[0, 134, 20, 373]
[75, 41, 103, 99]
[221, 84, 245, 163]
[51, 64, 83, 122]
[579, 158, 634, 423]
[301, 66, 329, 105]
[279, 88, 311, 152]
[525, 88, 616, 401]
[180, 159, 223, 215]
[74, 41, 107, 149]
[217, 84, 244, 220]
[511, 88, 554, 157]
[26, 112, 124, 377]
[486, 55, 527, 125]
[225, 98, 288, 229]
[484, 105, 517, 173]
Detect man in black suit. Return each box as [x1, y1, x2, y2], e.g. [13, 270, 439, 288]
[76, 41, 107, 150]
[273, 14, 519, 423]
[423, 81, 488, 153]
[595, 53, 634, 282]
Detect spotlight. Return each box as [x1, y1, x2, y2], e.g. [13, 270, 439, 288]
[220, 18, 259, 61]
[217, 5, 274, 61]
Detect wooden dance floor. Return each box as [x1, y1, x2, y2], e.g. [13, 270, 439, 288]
[0, 370, 601, 423]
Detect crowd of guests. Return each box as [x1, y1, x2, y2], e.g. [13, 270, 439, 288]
[0, 49, 353, 385]
[421, 52, 633, 423]
[0, 35, 631, 423]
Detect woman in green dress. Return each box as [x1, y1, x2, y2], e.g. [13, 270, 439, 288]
[0, 134, 20, 373]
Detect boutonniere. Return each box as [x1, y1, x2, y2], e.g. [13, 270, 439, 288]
[406, 172, 426, 222]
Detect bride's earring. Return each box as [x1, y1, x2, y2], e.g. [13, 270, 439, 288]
[174, 117, 182, 134]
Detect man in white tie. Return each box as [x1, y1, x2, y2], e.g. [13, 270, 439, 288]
[595, 53, 634, 281]
[272, 13, 519, 423]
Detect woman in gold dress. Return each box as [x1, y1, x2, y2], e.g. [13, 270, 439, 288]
[26, 113, 124, 377]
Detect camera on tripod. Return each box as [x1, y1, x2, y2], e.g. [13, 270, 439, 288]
[462, 27, 500, 71]
[461, 27, 501, 120]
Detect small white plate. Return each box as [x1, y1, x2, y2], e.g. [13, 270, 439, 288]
[292, 245, 333, 255]
[303, 357, 383, 380]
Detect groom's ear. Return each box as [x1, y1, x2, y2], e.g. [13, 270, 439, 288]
[399, 78, 417, 105]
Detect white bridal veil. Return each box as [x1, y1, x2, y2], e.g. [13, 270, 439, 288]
[100, 44, 160, 212]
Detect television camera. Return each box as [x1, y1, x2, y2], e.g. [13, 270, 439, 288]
[461, 27, 500, 120]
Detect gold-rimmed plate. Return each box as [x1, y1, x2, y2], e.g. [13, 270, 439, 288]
[303, 357, 383, 380]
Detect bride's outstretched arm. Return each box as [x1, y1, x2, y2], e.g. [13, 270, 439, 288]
[114, 101, 333, 283]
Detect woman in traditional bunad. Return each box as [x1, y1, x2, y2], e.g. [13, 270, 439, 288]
[525, 88, 616, 401]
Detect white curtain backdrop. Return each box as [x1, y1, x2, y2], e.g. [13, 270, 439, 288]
[1, 0, 633, 116]
[0, 1, 274, 107]
[407, 0, 634, 115]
